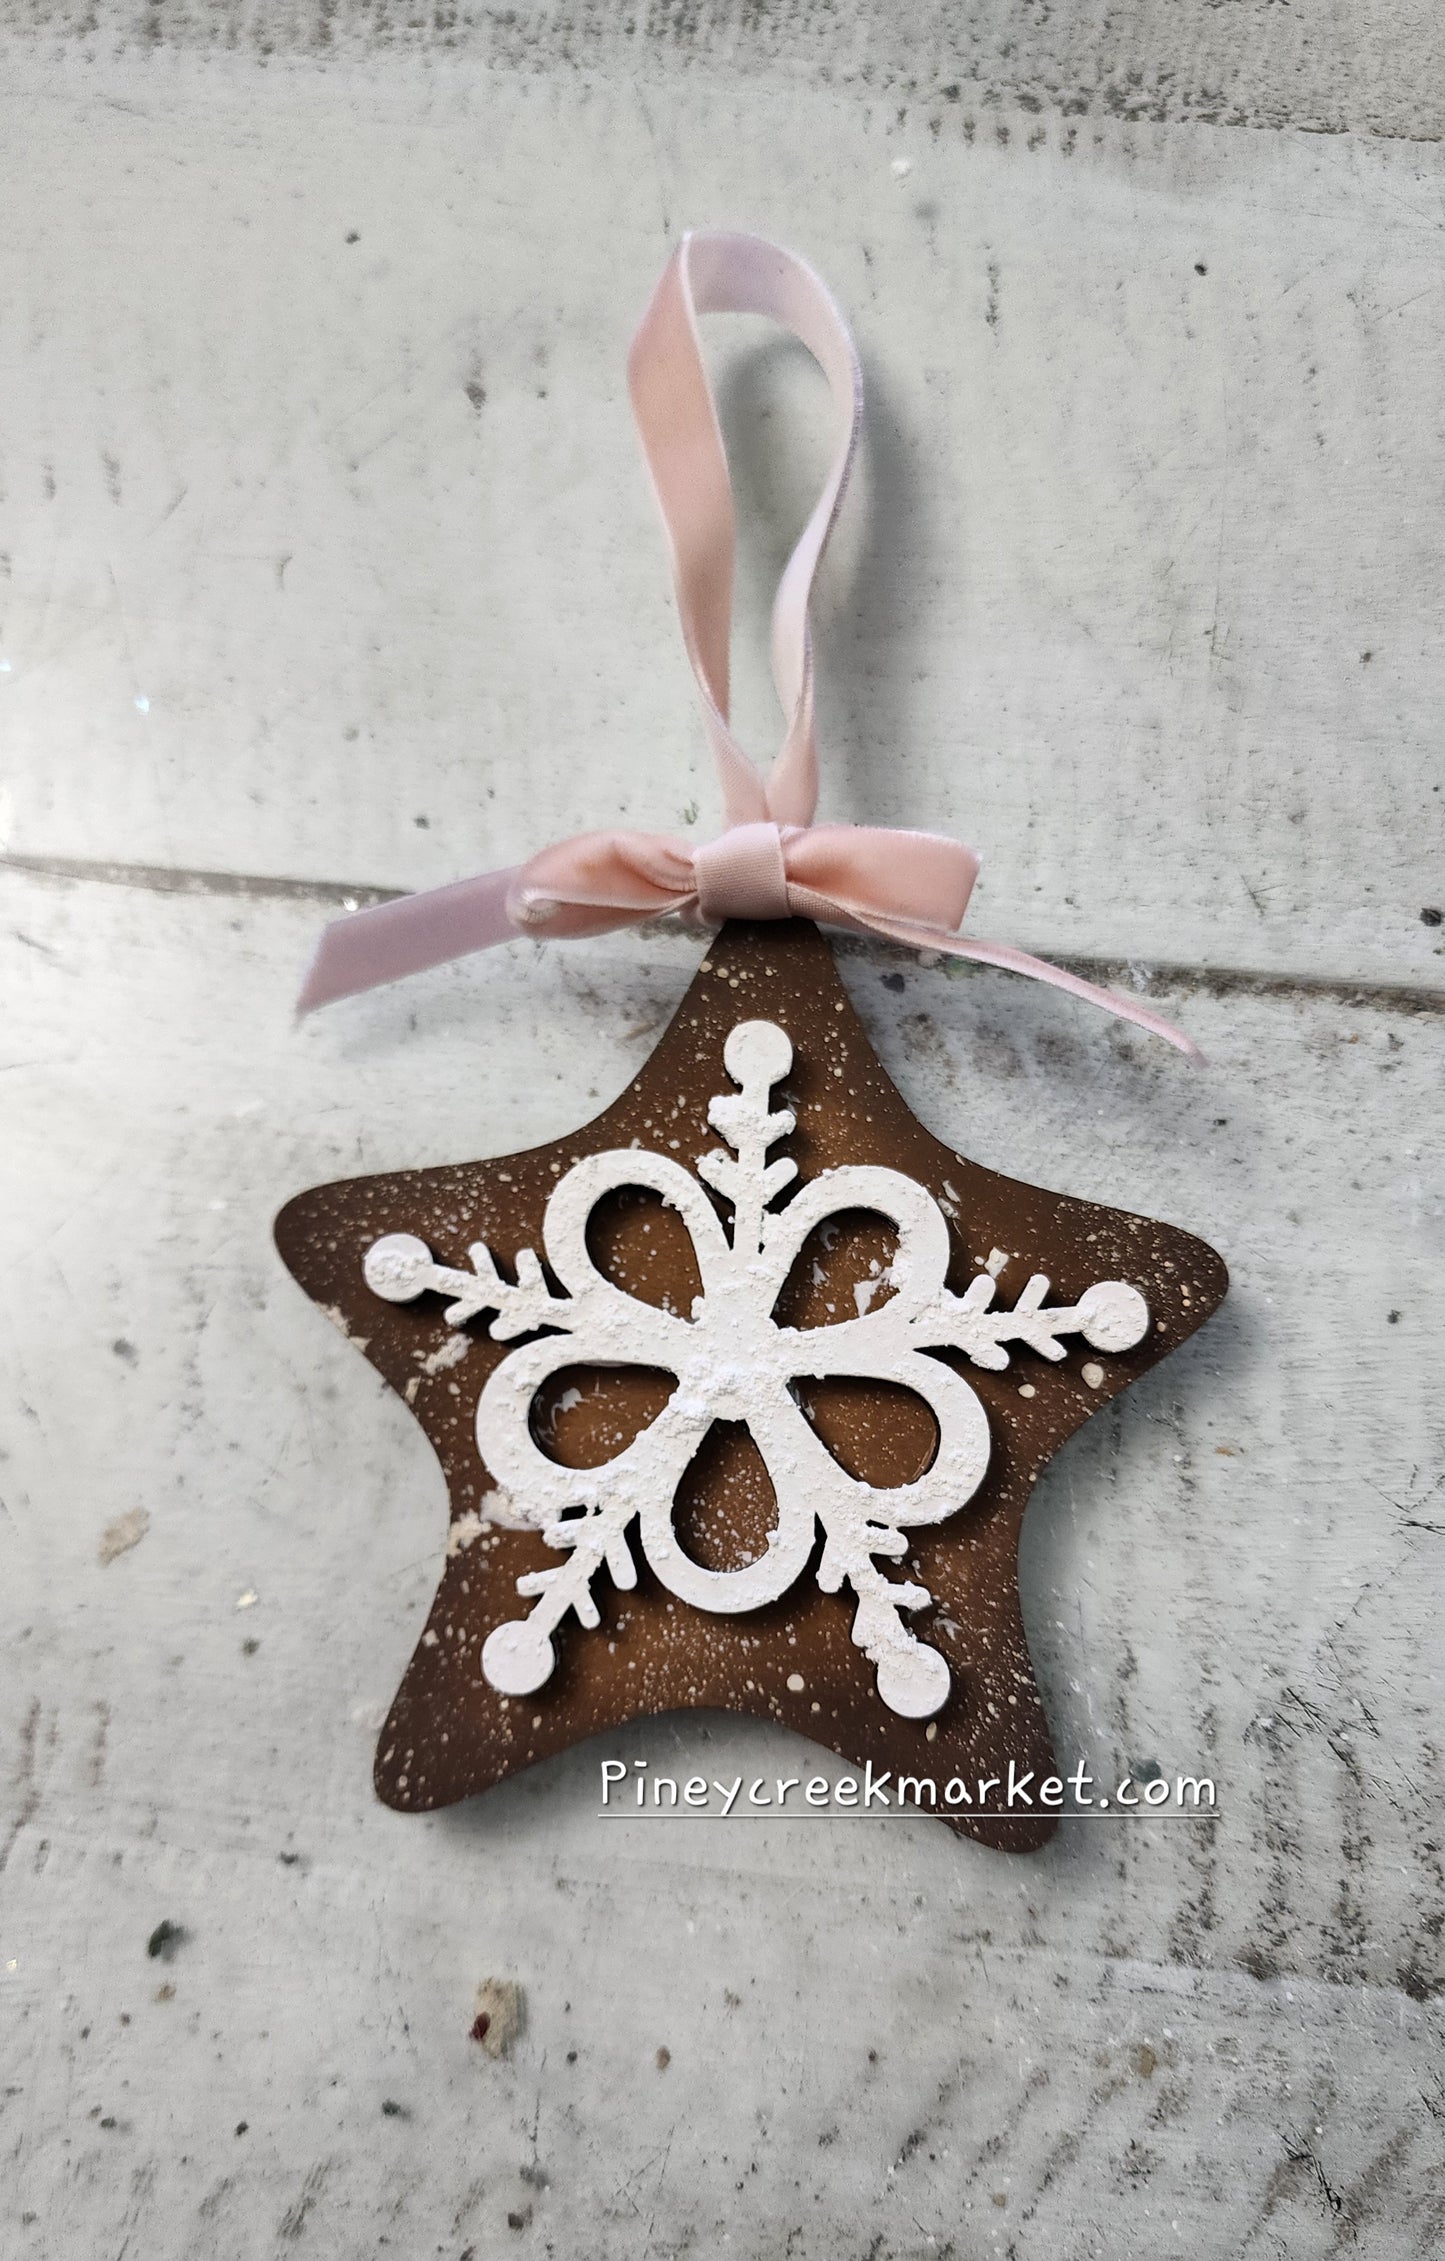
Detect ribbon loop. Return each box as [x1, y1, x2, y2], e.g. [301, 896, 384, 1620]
[628, 232, 861, 828]
[297, 231, 1201, 1065]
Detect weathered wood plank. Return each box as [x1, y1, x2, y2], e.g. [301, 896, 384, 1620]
[1, 52, 1443, 985]
[1, 873, 1441, 2253]
[5, 0, 1445, 141]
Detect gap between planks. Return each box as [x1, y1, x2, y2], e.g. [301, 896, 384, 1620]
[3, 848, 1443, 1018]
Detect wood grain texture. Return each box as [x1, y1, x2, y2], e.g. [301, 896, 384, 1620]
[5, 0, 1445, 140]
[1, 13, 1442, 2257]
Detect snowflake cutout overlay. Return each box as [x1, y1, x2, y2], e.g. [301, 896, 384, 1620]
[363, 1021, 1149, 1720]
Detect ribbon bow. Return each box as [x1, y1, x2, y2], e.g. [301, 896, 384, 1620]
[298, 231, 1198, 1062]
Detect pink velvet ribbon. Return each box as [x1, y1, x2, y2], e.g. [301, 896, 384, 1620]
[298, 231, 1199, 1063]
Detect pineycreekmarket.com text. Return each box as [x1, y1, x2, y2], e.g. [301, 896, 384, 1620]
[599, 1759, 1217, 1816]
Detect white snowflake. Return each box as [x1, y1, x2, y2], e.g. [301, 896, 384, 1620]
[364, 1020, 1148, 1719]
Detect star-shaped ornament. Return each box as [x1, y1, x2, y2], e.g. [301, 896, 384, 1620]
[276, 919, 1226, 1851]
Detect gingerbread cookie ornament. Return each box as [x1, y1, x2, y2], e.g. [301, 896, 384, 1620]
[280, 235, 1226, 1851]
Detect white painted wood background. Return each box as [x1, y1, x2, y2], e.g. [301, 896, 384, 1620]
[2, 7, 1442, 2256]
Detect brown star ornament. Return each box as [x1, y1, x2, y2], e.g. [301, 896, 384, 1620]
[275, 919, 1226, 1852]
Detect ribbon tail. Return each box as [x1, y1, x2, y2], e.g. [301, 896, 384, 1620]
[296, 866, 525, 1014]
[933, 934, 1204, 1064]
[809, 900, 1204, 1063]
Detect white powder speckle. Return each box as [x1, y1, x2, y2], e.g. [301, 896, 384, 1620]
[319, 1303, 369, 1353]
[421, 1331, 471, 1376]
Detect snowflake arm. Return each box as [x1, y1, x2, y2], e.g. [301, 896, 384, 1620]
[909, 1273, 1150, 1372]
[481, 1511, 636, 1697]
[816, 1523, 948, 1719]
[697, 1020, 798, 1258]
[364, 1231, 566, 1338]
